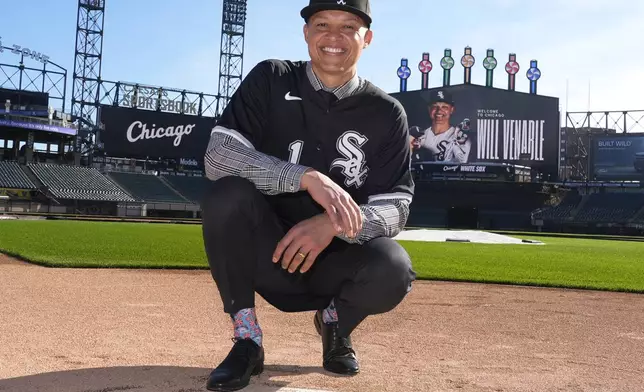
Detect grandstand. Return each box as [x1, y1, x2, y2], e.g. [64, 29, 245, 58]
[534, 190, 644, 223]
[5, 138, 644, 232]
[0, 83, 207, 218]
[632, 208, 644, 224]
[161, 174, 209, 204]
[0, 161, 37, 189]
[535, 189, 583, 221]
[107, 172, 187, 204]
[532, 187, 644, 234]
[574, 193, 644, 223]
[3, 155, 644, 233]
[29, 163, 134, 202]
[0, 160, 208, 218]
[408, 181, 550, 230]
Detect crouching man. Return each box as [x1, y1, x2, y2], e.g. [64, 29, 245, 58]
[200, 1, 416, 390]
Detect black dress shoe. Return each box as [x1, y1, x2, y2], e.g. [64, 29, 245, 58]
[314, 310, 359, 375]
[206, 338, 264, 391]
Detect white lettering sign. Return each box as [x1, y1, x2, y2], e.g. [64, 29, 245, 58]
[477, 118, 545, 161]
[0, 37, 50, 64]
[443, 165, 459, 172]
[598, 140, 632, 148]
[120, 92, 198, 115]
[179, 158, 199, 166]
[460, 165, 487, 173]
[126, 121, 195, 147]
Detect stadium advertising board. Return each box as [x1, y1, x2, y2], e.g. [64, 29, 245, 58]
[592, 134, 644, 181]
[390, 84, 560, 180]
[118, 84, 199, 115]
[99, 105, 215, 164]
[0, 119, 76, 136]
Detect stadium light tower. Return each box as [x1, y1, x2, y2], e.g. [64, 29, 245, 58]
[71, 0, 105, 160]
[216, 0, 248, 117]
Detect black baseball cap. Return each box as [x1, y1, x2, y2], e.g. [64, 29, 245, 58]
[425, 89, 455, 106]
[409, 125, 425, 138]
[301, 0, 372, 28]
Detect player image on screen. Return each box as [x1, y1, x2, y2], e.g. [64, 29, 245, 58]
[410, 89, 471, 163]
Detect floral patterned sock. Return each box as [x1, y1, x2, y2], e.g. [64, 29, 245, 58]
[322, 298, 339, 324]
[231, 308, 262, 347]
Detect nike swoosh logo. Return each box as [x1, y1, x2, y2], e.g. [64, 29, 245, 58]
[285, 92, 302, 101]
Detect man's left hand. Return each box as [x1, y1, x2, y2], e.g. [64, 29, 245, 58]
[272, 213, 338, 274]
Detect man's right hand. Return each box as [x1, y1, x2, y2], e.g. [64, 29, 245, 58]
[300, 169, 362, 238]
[410, 136, 421, 150]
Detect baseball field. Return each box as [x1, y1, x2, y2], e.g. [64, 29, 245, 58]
[0, 219, 642, 292]
[2, 218, 644, 392]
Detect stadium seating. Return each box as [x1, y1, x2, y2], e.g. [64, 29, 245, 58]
[161, 175, 209, 204]
[406, 181, 549, 230]
[573, 193, 644, 223]
[107, 172, 188, 203]
[631, 207, 644, 224]
[533, 191, 582, 220]
[0, 161, 37, 189]
[28, 163, 135, 202]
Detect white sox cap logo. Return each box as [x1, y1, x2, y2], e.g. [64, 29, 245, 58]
[438, 91, 445, 99]
[337, 0, 347, 4]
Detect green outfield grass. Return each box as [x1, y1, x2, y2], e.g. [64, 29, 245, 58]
[1, 220, 643, 293]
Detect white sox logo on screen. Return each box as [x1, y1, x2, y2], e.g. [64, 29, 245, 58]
[331, 131, 369, 188]
[436, 140, 448, 161]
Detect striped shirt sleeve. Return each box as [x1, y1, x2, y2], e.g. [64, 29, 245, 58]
[336, 193, 412, 244]
[204, 60, 311, 195]
[204, 126, 310, 195]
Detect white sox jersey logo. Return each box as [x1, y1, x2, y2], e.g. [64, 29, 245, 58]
[331, 130, 369, 188]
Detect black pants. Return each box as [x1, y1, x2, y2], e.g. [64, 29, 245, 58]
[201, 176, 416, 337]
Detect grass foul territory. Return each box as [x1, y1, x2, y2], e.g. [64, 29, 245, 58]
[1, 220, 642, 293]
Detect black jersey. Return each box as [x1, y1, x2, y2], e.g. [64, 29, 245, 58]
[215, 59, 412, 201]
[206, 59, 414, 242]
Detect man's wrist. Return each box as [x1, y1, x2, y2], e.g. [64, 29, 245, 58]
[318, 212, 341, 237]
[299, 168, 317, 191]
[335, 207, 366, 243]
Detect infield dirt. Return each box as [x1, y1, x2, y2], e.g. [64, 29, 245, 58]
[0, 253, 642, 392]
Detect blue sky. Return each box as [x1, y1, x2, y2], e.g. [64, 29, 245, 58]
[1, 0, 643, 118]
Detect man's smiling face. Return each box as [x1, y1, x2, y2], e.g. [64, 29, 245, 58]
[429, 102, 454, 125]
[304, 10, 372, 75]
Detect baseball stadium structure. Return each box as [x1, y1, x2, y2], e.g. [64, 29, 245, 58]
[2, 0, 644, 236]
